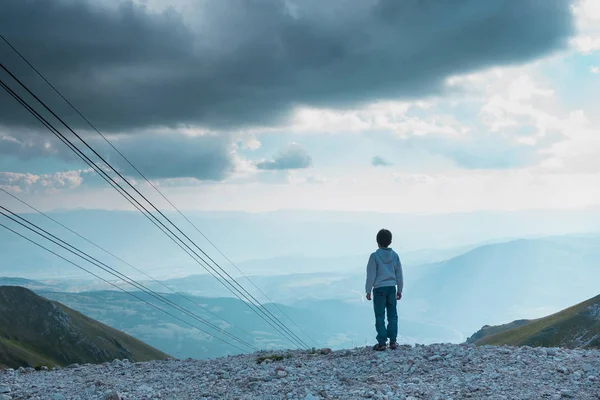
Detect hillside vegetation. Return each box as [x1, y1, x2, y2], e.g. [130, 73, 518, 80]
[472, 294, 600, 349]
[0, 286, 169, 368]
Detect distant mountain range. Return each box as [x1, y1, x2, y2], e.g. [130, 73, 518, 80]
[468, 294, 600, 349]
[0, 286, 168, 369]
[4, 208, 600, 279]
[38, 290, 460, 359]
[3, 233, 600, 359]
[403, 234, 600, 334]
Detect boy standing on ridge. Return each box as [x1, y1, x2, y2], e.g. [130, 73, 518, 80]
[365, 229, 403, 351]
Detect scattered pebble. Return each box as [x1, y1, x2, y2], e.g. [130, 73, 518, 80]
[0, 344, 598, 399]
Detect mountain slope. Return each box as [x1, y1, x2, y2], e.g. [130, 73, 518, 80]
[472, 294, 600, 349]
[0, 286, 169, 368]
[405, 235, 600, 334]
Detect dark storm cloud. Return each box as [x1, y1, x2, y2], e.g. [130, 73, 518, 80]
[106, 133, 236, 180]
[0, 0, 575, 133]
[256, 144, 312, 170]
[0, 127, 237, 180]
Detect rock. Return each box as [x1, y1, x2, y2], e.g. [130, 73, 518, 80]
[582, 363, 595, 373]
[67, 363, 80, 369]
[276, 370, 288, 378]
[104, 391, 122, 400]
[319, 348, 332, 355]
[560, 389, 575, 398]
[40, 366, 48, 371]
[138, 384, 153, 392]
[0, 387, 9, 394]
[557, 366, 569, 374]
[547, 348, 558, 356]
[428, 355, 443, 361]
[112, 359, 125, 368]
[0, 344, 599, 399]
[0, 395, 11, 400]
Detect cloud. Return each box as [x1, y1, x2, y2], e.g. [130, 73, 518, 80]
[256, 144, 312, 170]
[105, 132, 238, 180]
[0, 130, 67, 159]
[572, 0, 600, 54]
[591, 66, 600, 74]
[0, 0, 575, 132]
[372, 156, 392, 167]
[0, 170, 89, 193]
[0, 127, 240, 181]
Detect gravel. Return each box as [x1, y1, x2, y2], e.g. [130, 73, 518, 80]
[1, 343, 599, 399]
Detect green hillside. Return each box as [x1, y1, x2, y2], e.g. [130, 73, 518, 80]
[473, 294, 600, 349]
[0, 286, 170, 368]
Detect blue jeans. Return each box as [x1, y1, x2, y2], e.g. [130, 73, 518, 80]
[373, 286, 398, 345]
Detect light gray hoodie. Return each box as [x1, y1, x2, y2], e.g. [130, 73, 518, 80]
[365, 247, 403, 294]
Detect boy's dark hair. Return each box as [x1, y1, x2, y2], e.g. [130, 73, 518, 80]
[376, 229, 392, 248]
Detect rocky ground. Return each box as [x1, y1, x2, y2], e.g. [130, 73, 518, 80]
[1, 343, 599, 400]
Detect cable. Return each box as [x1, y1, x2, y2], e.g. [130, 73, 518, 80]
[0, 63, 309, 350]
[0, 75, 302, 350]
[0, 71, 308, 350]
[0, 187, 258, 343]
[0, 32, 318, 347]
[0, 206, 258, 351]
[0, 221, 248, 354]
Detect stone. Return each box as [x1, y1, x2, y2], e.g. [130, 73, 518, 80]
[0, 395, 11, 400]
[582, 363, 594, 373]
[67, 363, 80, 369]
[0, 387, 9, 394]
[560, 389, 575, 398]
[104, 391, 122, 400]
[428, 355, 443, 361]
[0, 343, 599, 399]
[557, 366, 569, 374]
[276, 370, 288, 378]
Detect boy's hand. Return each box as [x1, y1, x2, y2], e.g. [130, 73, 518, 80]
[366, 293, 372, 301]
[397, 292, 402, 300]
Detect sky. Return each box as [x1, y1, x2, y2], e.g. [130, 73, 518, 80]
[1, 0, 600, 214]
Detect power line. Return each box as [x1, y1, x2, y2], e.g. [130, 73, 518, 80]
[0, 75, 304, 351]
[0, 206, 259, 352]
[0, 67, 309, 350]
[0, 32, 318, 347]
[0, 76, 299, 349]
[0, 187, 259, 344]
[0, 220, 249, 354]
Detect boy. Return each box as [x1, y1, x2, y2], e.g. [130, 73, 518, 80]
[365, 229, 403, 351]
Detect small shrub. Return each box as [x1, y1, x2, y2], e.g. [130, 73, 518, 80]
[256, 353, 292, 364]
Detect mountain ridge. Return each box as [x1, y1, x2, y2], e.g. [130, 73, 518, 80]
[470, 294, 600, 349]
[0, 286, 169, 368]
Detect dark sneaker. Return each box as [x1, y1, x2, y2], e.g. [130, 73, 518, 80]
[373, 343, 387, 351]
[389, 342, 398, 350]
